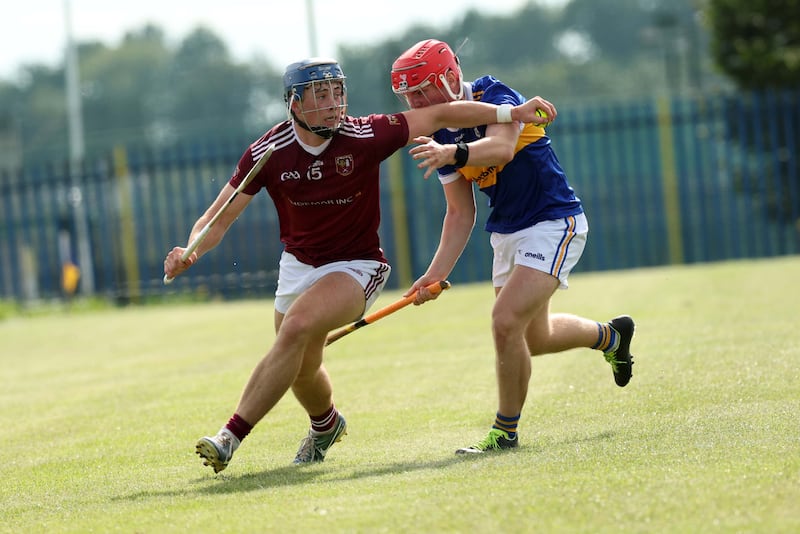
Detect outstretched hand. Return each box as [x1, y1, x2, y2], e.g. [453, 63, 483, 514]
[514, 96, 557, 125]
[408, 136, 450, 179]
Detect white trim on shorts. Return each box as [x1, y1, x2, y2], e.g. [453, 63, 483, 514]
[489, 213, 588, 290]
[273, 251, 392, 314]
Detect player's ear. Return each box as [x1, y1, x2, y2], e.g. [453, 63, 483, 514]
[289, 94, 303, 113]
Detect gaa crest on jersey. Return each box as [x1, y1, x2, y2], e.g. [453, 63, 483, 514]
[336, 154, 354, 176]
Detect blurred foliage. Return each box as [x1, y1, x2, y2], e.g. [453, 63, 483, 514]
[0, 24, 282, 167]
[2, 0, 795, 169]
[341, 0, 724, 116]
[706, 0, 800, 223]
[707, 0, 800, 89]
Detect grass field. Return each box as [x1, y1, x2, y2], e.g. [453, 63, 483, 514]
[1, 257, 799, 533]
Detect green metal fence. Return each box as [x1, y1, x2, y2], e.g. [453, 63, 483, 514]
[1, 90, 798, 303]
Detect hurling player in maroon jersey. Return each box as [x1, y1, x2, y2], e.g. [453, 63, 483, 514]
[163, 57, 555, 473]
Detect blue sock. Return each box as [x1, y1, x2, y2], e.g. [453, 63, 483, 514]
[592, 322, 619, 353]
[492, 412, 520, 439]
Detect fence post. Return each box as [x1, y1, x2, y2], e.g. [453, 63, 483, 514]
[656, 96, 685, 264]
[388, 151, 412, 287]
[113, 146, 141, 303]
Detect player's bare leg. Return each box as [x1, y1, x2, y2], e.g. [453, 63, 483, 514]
[525, 309, 635, 387]
[196, 272, 363, 472]
[525, 312, 600, 356]
[457, 266, 556, 454]
[493, 266, 559, 415]
[285, 273, 363, 464]
[236, 272, 363, 424]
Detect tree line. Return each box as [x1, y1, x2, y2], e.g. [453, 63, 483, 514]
[0, 0, 797, 169]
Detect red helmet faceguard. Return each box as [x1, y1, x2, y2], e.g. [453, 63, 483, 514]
[391, 39, 464, 108]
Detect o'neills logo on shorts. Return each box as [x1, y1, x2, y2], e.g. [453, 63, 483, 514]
[525, 251, 546, 261]
[336, 155, 354, 176]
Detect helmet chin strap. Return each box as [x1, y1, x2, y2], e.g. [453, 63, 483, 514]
[438, 73, 465, 101]
[291, 111, 336, 139]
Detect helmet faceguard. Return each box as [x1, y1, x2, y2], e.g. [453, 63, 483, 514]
[391, 39, 464, 109]
[283, 58, 347, 139]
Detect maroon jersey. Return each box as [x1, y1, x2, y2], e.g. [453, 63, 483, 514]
[229, 113, 409, 267]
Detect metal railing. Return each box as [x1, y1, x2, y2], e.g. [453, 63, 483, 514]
[1, 89, 798, 303]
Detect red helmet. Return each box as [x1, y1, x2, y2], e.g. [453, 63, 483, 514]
[391, 39, 464, 106]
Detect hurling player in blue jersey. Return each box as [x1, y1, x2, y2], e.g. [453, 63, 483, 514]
[391, 39, 636, 454]
[164, 57, 557, 473]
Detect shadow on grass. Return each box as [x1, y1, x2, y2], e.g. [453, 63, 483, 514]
[199, 457, 471, 495]
[115, 433, 614, 501]
[555, 430, 617, 445]
[116, 453, 509, 501]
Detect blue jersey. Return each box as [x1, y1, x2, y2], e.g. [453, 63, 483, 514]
[434, 75, 583, 234]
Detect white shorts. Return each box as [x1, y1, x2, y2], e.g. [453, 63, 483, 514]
[274, 252, 391, 314]
[490, 213, 588, 290]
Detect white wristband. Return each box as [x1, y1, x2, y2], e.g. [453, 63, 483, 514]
[496, 104, 513, 123]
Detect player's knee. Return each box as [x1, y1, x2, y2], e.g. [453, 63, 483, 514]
[491, 311, 522, 346]
[277, 313, 317, 342]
